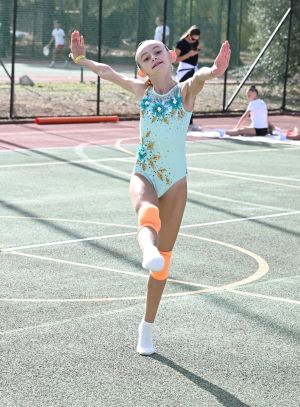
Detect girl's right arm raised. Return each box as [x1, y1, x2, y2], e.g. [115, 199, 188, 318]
[71, 31, 146, 98]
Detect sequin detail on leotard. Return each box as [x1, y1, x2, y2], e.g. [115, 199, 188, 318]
[134, 84, 192, 197]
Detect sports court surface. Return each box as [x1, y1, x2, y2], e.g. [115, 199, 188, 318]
[0, 116, 300, 407]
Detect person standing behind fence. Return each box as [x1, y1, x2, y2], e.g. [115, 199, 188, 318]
[175, 25, 202, 131]
[47, 21, 68, 68]
[154, 16, 170, 46]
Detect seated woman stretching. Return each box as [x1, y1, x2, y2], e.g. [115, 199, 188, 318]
[226, 85, 272, 137]
[226, 85, 300, 139]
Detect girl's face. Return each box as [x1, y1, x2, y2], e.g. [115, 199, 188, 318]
[188, 34, 200, 42]
[246, 90, 257, 101]
[136, 41, 171, 77]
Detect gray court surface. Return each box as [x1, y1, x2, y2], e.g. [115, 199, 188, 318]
[0, 137, 300, 407]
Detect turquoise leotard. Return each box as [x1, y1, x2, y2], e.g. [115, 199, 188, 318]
[134, 84, 192, 198]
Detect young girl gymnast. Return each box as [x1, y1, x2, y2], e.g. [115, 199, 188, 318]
[70, 31, 231, 355]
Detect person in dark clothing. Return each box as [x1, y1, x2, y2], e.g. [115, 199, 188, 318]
[175, 25, 201, 130]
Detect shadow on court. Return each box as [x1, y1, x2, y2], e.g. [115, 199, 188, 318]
[151, 353, 251, 407]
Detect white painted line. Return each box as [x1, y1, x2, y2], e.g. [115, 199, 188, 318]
[0, 216, 136, 228]
[191, 168, 299, 181]
[1, 211, 299, 252]
[186, 146, 300, 157]
[180, 210, 300, 229]
[188, 189, 294, 212]
[178, 233, 269, 289]
[226, 289, 300, 305]
[0, 128, 137, 137]
[114, 137, 137, 156]
[0, 306, 139, 336]
[193, 168, 300, 183]
[2, 251, 148, 279]
[1, 231, 136, 252]
[0, 156, 134, 169]
[75, 143, 132, 178]
[188, 166, 300, 189]
[0, 234, 269, 303]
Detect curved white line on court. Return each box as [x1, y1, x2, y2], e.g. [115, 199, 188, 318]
[114, 137, 137, 156]
[76, 143, 132, 179]
[178, 233, 269, 289]
[0, 233, 269, 303]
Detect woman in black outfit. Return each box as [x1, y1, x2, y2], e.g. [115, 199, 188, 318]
[175, 25, 201, 130]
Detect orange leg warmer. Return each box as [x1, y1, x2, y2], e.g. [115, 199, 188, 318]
[138, 204, 161, 234]
[150, 250, 172, 281]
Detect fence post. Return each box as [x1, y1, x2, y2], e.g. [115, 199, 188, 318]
[96, 0, 103, 116]
[222, 0, 231, 112]
[10, 0, 18, 119]
[162, 0, 168, 44]
[282, 0, 293, 111]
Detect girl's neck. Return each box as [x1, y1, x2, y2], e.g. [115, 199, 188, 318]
[149, 74, 177, 95]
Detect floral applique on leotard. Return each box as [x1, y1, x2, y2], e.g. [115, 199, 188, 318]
[134, 84, 192, 198]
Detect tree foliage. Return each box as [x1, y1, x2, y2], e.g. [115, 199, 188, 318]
[248, 0, 300, 83]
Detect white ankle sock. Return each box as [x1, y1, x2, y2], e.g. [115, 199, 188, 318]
[142, 246, 164, 272]
[136, 320, 155, 356]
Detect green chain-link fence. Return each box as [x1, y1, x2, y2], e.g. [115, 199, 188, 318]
[0, 0, 299, 119]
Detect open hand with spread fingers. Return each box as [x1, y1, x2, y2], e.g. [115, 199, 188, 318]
[70, 30, 86, 63]
[211, 40, 231, 77]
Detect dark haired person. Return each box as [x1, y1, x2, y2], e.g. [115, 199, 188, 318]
[47, 21, 68, 68]
[227, 86, 271, 136]
[227, 85, 300, 139]
[175, 26, 202, 131]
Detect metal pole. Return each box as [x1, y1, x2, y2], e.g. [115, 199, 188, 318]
[134, 0, 141, 78]
[10, 0, 18, 119]
[31, 0, 38, 57]
[282, 0, 293, 111]
[162, 0, 168, 44]
[0, 58, 12, 80]
[222, 0, 231, 111]
[237, 0, 243, 65]
[189, 0, 193, 26]
[96, 0, 103, 116]
[225, 7, 291, 111]
[80, 0, 85, 83]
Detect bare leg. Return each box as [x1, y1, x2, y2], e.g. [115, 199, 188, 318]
[129, 173, 158, 252]
[136, 177, 187, 355]
[227, 126, 256, 137]
[144, 177, 187, 323]
[52, 47, 57, 63]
